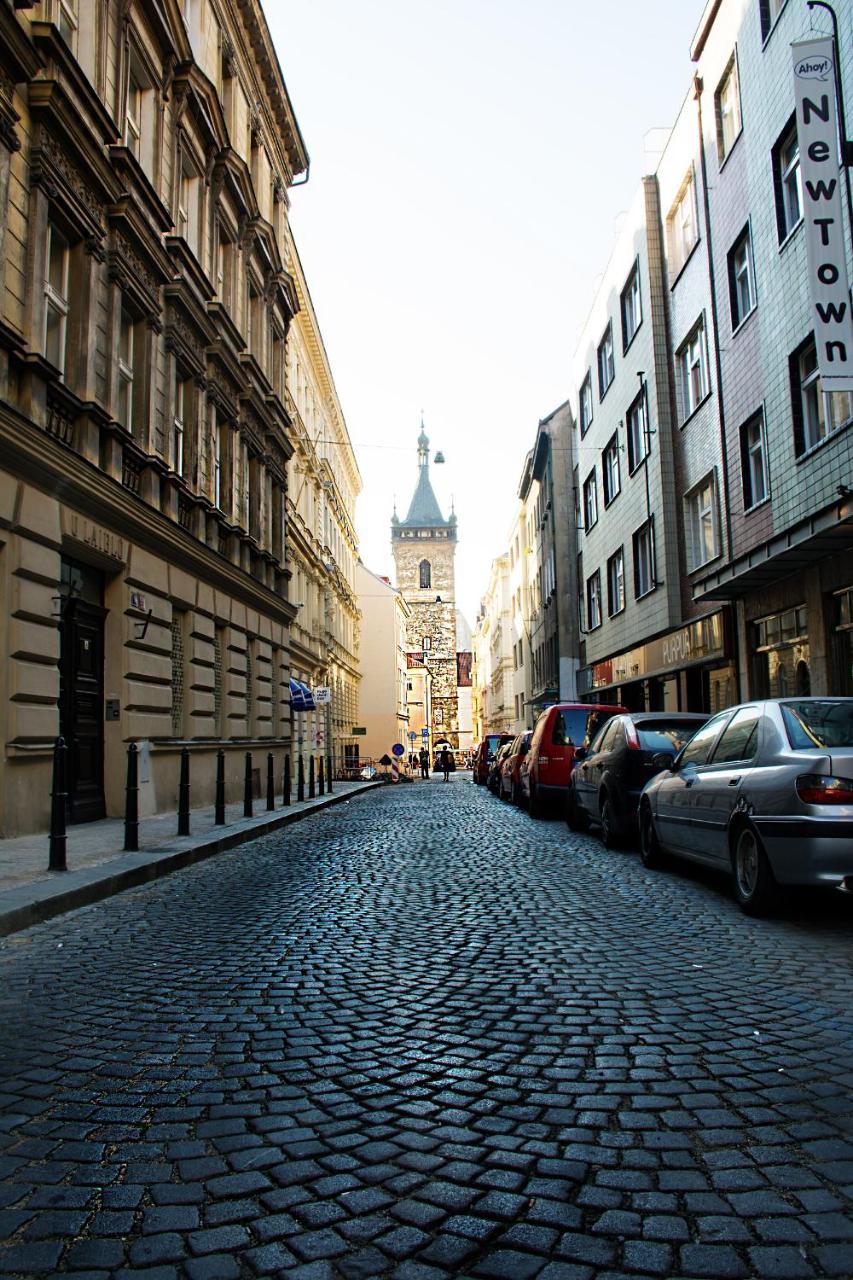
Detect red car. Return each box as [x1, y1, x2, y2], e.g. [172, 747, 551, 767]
[499, 730, 533, 805]
[473, 733, 513, 786]
[521, 703, 627, 817]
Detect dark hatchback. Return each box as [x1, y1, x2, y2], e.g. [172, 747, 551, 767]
[474, 733, 513, 786]
[567, 712, 708, 847]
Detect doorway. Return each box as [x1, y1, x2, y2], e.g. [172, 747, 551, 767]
[59, 559, 107, 822]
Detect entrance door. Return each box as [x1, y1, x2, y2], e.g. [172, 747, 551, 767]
[59, 563, 107, 823]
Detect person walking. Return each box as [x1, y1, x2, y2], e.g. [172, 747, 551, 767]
[440, 746, 451, 782]
[419, 747, 430, 780]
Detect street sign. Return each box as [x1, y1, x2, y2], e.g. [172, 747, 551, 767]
[421, 728, 429, 739]
[313, 687, 331, 704]
[408, 731, 417, 742]
[351, 727, 367, 736]
[391, 743, 405, 757]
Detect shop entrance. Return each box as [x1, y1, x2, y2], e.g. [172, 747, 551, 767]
[59, 559, 107, 823]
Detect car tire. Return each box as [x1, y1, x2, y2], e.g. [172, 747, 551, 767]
[528, 781, 543, 819]
[639, 804, 664, 869]
[566, 787, 589, 832]
[510, 779, 520, 806]
[731, 824, 778, 916]
[599, 793, 621, 849]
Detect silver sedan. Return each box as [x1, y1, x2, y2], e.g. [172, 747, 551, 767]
[638, 698, 853, 914]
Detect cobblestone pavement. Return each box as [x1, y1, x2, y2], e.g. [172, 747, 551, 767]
[1, 776, 853, 1280]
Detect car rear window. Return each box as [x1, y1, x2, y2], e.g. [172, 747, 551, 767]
[552, 708, 615, 747]
[637, 721, 705, 753]
[781, 700, 853, 749]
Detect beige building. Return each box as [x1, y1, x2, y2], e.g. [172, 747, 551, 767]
[472, 553, 514, 736]
[0, 0, 354, 835]
[355, 563, 409, 764]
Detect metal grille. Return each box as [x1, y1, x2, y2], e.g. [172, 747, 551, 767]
[171, 615, 184, 737]
[245, 643, 253, 732]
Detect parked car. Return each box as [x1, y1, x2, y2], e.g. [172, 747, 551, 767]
[567, 712, 709, 846]
[474, 733, 513, 785]
[522, 703, 627, 817]
[638, 697, 853, 915]
[499, 730, 533, 804]
[488, 741, 514, 794]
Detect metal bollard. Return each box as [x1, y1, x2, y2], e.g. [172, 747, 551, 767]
[49, 736, 68, 872]
[318, 754, 325, 797]
[308, 754, 315, 799]
[177, 746, 191, 836]
[283, 754, 291, 807]
[297, 755, 305, 802]
[244, 751, 253, 818]
[327, 753, 333, 794]
[124, 742, 139, 852]
[266, 752, 275, 811]
[215, 748, 226, 825]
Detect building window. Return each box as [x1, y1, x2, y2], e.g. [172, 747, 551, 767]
[791, 336, 853, 455]
[773, 117, 802, 242]
[44, 223, 70, 374]
[125, 67, 143, 158]
[597, 323, 615, 398]
[579, 372, 593, 435]
[423, 635, 431, 651]
[633, 520, 656, 598]
[760, 0, 787, 40]
[419, 559, 431, 589]
[213, 408, 225, 509]
[602, 433, 621, 505]
[626, 391, 648, 472]
[728, 224, 756, 329]
[607, 548, 625, 617]
[620, 261, 642, 350]
[667, 170, 698, 276]
[677, 317, 709, 421]
[58, 0, 78, 52]
[586, 571, 602, 631]
[582, 469, 598, 532]
[753, 605, 810, 699]
[715, 53, 742, 164]
[216, 224, 235, 311]
[177, 151, 201, 256]
[246, 279, 262, 356]
[740, 411, 769, 510]
[172, 373, 188, 476]
[685, 473, 719, 570]
[117, 306, 135, 431]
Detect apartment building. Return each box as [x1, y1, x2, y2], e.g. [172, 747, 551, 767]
[471, 554, 514, 735]
[355, 563, 409, 764]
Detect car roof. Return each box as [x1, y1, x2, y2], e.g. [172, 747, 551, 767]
[628, 712, 709, 723]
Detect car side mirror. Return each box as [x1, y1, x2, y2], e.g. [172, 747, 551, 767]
[652, 751, 675, 771]
[574, 746, 587, 762]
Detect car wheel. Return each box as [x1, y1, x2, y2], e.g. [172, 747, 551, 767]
[566, 787, 589, 832]
[731, 824, 778, 916]
[528, 781, 543, 819]
[510, 779, 519, 806]
[599, 793, 621, 849]
[639, 804, 664, 869]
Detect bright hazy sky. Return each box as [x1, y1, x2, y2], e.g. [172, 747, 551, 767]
[271, 0, 703, 623]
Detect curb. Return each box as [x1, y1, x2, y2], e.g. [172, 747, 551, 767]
[0, 783, 380, 939]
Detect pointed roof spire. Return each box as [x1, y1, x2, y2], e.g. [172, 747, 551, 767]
[400, 418, 446, 527]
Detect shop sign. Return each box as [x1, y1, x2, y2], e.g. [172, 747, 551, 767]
[351, 726, 367, 736]
[313, 687, 331, 704]
[792, 38, 853, 391]
[63, 511, 125, 562]
[585, 612, 727, 691]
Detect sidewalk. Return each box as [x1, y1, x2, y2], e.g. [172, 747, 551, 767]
[0, 780, 379, 938]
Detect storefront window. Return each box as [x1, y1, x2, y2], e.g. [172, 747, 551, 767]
[753, 606, 809, 698]
[834, 586, 853, 695]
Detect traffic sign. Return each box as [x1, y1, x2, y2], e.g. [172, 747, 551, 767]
[391, 743, 405, 757]
[421, 728, 429, 738]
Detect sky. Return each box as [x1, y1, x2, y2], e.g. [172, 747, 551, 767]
[270, 0, 704, 623]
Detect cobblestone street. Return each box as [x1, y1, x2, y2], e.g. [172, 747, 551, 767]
[1, 776, 853, 1280]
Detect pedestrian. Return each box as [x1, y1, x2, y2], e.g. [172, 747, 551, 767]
[419, 747, 429, 779]
[440, 746, 451, 782]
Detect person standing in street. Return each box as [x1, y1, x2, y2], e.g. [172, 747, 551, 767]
[440, 747, 451, 782]
[419, 747, 430, 779]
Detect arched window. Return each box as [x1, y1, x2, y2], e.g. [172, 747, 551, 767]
[419, 559, 431, 589]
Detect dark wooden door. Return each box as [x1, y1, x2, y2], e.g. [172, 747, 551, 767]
[60, 598, 107, 823]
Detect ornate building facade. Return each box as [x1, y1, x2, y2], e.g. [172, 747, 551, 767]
[0, 0, 353, 835]
[391, 430, 459, 749]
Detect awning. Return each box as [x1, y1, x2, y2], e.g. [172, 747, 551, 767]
[289, 678, 316, 711]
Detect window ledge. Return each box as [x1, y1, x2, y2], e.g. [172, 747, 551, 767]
[679, 389, 713, 430]
[761, 0, 789, 48]
[622, 322, 643, 357]
[718, 126, 744, 175]
[731, 304, 757, 340]
[688, 549, 722, 575]
[603, 491, 621, 510]
[599, 378, 614, 403]
[778, 217, 803, 254]
[795, 417, 853, 464]
[744, 495, 771, 516]
[635, 584, 658, 601]
[669, 239, 701, 291]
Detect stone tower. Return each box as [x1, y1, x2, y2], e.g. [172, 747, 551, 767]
[392, 427, 459, 747]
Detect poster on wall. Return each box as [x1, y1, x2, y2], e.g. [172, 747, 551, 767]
[456, 651, 472, 687]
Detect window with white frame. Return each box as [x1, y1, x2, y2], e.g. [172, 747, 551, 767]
[740, 411, 769, 510]
[626, 391, 648, 472]
[602, 433, 621, 505]
[685, 474, 719, 570]
[172, 372, 188, 476]
[246, 278, 262, 357]
[793, 337, 853, 455]
[633, 520, 655, 598]
[760, 0, 786, 40]
[125, 66, 143, 160]
[44, 223, 70, 374]
[607, 548, 625, 616]
[667, 170, 698, 276]
[620, 261, 642, 350]
[586, 571, 602, 631]
[117, 307, 135, 431]
[58, 0, 78, 52]
[774, 117, 802, 242]
[213, 407, 225, 509]
[728, 224, 756, 329]
[579, 372, 593, 435]
[177, 151, 201, 256]
[582, 469, 598, 532]
[678, 317, 709, 421]
[215, 223, 235, 311]
[597, 323, 615, 398]
[715, 53, 742, 164]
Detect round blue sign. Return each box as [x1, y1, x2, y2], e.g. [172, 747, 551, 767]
[391, 743, 405, 757]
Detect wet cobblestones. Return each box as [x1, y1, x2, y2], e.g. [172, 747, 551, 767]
[1, 776, 852, 1278]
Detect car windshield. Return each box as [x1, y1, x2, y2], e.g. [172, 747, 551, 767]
[638, 721, 706, 753]
[781, 700, 853, 749]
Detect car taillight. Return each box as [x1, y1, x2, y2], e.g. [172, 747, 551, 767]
[624, 720, 640, 750]
[796, 773, 853, 804]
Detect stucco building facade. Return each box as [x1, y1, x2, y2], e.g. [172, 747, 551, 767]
[354, 562, 408, 765]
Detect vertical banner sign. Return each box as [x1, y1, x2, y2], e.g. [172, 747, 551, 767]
[793, 38, 853, 391]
